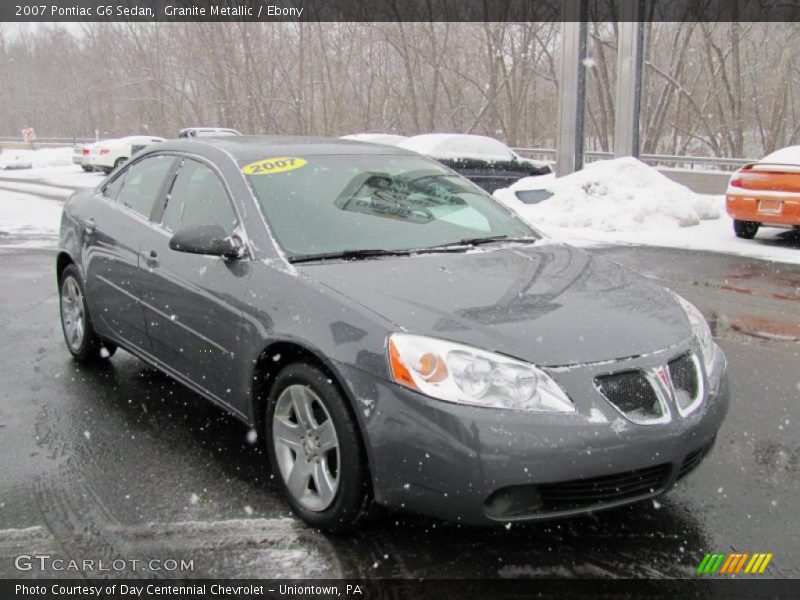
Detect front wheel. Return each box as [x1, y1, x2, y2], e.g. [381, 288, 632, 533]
[265, 363, 372, 532]
[59, 265, 116, 362]
[733, 219, 760, 239]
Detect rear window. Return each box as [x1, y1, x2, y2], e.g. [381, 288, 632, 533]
[116, 155, 175, 218]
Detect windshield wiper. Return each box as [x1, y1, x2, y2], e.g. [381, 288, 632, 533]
[430, 234, 539, 249]
[288, 236, 538, 264]
[288, 248, 413, 264]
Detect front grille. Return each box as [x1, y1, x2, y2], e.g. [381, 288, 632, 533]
[595, 370, 664, 422]
[537, 463, 671, 512]
[669, 353, 702, 414]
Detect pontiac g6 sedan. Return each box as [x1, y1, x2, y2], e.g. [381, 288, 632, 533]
[57, 137, 729, 531]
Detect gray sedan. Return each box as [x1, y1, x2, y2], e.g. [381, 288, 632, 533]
[57, 137, 728, 531]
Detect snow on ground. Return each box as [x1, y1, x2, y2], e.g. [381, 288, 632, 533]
[496, 157, 800, 266]
[0, 147, 73, 170]
[0, 147, 103, 190]
[0, 188, 62, 248]
[1, 165, 102, 188]
[533, 196, 800, 266]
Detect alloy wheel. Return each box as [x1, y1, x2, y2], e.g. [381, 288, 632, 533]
[272, 384, 340, 511]
[60, 276, 85, 352]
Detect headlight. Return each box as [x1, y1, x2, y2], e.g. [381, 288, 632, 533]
[387, 333, 574, 412]
[672, 293, 714, 369]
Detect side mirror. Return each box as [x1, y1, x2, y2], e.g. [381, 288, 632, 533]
[168, 224, 244, 259]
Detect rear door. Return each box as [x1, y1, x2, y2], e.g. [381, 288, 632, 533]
[83, 154, 177, 353]
[137, 157, 252, 416]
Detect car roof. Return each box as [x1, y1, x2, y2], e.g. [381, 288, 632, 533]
[151, 135, 420, 160]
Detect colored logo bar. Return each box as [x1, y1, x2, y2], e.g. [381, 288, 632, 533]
[696, 552, 773, 574]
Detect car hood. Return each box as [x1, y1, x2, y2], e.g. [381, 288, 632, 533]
[300, 243, 691, 366]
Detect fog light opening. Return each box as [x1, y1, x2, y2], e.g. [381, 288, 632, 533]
[484, 485, 543, 519]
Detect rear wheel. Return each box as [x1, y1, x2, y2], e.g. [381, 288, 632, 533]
[265, 362, 372, 532]
[733, 219, 760, 239]
[59, 265, 116, 362]
[113, 157, 127, 171]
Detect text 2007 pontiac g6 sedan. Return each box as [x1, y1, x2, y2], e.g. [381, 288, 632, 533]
[57, 137, 728, 531]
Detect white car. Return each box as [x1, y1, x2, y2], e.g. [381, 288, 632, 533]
[72, 144, 89, 170]
[86, 136, 166, 174]
[396, 133, 552, 193]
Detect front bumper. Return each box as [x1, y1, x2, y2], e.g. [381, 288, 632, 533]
[337, 340, 729, 525]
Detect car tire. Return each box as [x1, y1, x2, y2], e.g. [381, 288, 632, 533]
[265, 362, 372, 532]
[733, 220, 760, 239]
[81, 165, 93, 172]
[113, 157, 127, 171]
[59, 265, 116, 362]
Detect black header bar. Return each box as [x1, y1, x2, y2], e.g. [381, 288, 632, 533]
[3, 0, 800, 23]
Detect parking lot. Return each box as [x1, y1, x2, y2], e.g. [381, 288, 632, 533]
[1, 236, 797, 579]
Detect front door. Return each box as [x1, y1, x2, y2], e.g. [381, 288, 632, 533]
[138, 157, 252, 416]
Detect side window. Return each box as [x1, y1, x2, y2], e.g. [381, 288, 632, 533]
[162, 160, 237, 235]
[116, 155, 175, 218]
[101, 172, 126, 201]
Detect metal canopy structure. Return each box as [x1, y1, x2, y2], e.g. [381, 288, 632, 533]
[556, 0, 645, 175]
[614, 1, 644, 159]
[555, 2, 587, 176]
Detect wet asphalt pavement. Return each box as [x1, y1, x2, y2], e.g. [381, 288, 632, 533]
[0, 236, 798, 581]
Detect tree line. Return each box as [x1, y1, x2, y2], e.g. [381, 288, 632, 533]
[1, 21, 798, 158]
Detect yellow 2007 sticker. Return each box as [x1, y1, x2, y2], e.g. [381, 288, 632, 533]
[242, 156, 307, 175]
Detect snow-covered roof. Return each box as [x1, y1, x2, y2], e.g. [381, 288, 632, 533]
[759, 145, 800, 166]
[340, 133, 409, 146]
[397, 133, 517, 162]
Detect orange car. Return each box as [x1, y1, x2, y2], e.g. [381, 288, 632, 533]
[726, 146, 800, 238]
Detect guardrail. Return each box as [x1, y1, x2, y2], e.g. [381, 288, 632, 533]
[512, 148, 753, 172]
[0, 136, 95, 149]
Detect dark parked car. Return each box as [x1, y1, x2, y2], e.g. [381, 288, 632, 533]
[397, 134, 553, 193]
[57, 136, 728, 531]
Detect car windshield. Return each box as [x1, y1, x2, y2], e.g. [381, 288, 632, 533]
[245, 153, 537, 260]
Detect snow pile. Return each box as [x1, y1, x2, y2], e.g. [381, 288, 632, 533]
[496, 157, 720, 231]
[0, 147, 73, 170]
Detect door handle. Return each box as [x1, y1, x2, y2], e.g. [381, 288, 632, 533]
[79, 217, 95, 234]
[145, 250, 159, 268]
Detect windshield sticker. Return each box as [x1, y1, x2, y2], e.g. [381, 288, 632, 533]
[243, 157, 307, 175]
